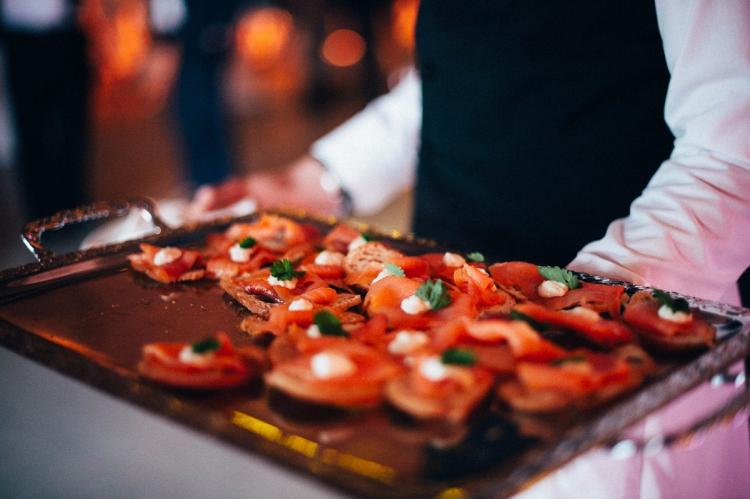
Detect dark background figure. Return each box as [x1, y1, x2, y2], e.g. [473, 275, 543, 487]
[174, 0, 250, 189]
[297, 0, 388, 110]
[1, 0, 91, 219]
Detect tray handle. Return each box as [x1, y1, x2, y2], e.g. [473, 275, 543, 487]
[608, 370, 749, 457]
[21, 198, 169, 263]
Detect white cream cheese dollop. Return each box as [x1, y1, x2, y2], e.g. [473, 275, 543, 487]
[268, 275, 298, 289]
[178, 346, 215, 367]
[310, 351, 356, 379]
[418, 356, 473, 386]
[419, 356, 449, 381]
[314, 250, 345, 266]
[567, 306, 601, 321]
[153, 247, 182, 266]
[387, 330, 429, 355]
[229, 243, 251, 263]
[371, 263, 404, 284]
[657, 304, 692, 323]
[288, 298, 313, 311]
[538, 280, 569, 298]
[306, 324, 322, 338]
[442, 252, 466, 267]
[371, 268, 391, 284]
[347, 236, 368, 252]
[400, 294, 431, 315]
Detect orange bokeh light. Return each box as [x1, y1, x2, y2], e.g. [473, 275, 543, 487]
[110, 1, 150, 79]
[321, 29, 366, 68]
[236, 7, 294, 70]
[392, 0, 419, 49]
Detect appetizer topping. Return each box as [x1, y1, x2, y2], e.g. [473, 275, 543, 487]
[566, 306, 600, 321]
[178, 346, 216, 366]
[384, 262, 406, 276]
[310, 351, 357, 379]
[288, 298, 313, 311]
[653, 290, 691, 314]
[442, 252, 466, 267]
[229, 243, 252, 263]
[306, 325, 322, 338]
[657, 304, 692, 323]
[417, 355, 473, 384]
[348, 235, 369, 252]
[153, 247, 182, 266]
[239, 237, 257, 249]
[400, 294, 432, 315]
[372, 263, 405, 284]
[191, 337, 221, 353]
[268, 275, 299, 289]
[387, 330, 429, 355]
[313, 310, 349, 337]
[371, 270, 390, 285]
[270, 259, 305, 281]
[441, 348, 477, 366]
[466, 252, 485, 263]
[419, 356, 449, 381]
[178, 337, 220, 366]
[551, 354, 586, 366]
[538, 265, 580, 290]
[415, 279, 452, 311]
[652, 290, 693, 323]
[314, 250, 345, 266]
[538, 279, 569, 298]
[268, 259, 304, 287]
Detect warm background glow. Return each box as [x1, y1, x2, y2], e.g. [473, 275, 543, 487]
[392, 0, 419, 48]
[235, 8, 295, 71]
[321, 29, 366, 67]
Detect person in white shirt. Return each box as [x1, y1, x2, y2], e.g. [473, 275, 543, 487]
[191, 1, 750, 496]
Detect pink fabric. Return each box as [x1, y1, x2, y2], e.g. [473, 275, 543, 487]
[516, 379, 749, 499]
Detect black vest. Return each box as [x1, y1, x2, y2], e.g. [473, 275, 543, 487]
[414, 1, 673, 266]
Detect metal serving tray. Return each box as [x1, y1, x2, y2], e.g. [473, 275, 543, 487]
[1, 199, 748, 498]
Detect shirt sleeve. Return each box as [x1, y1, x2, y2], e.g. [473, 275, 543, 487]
[310, 69, 421, 216]
[569, 0, 750, 302]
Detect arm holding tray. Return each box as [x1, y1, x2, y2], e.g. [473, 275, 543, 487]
[570, 0, 750, 304]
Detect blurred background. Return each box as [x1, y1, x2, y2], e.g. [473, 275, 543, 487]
[0, 0, 419, 270]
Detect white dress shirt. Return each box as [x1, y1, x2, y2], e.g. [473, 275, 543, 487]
[312, 1, 750, 497]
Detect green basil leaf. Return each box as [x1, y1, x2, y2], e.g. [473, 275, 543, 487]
[653, 289, 690, 313]
[383, 262, 405, 277]
[270, 259, 305, 281]
[191, 337, 220, 354]
[537, 265, 580, 289]
[415, 279, 452, 310]
[441, 348, 476, 366]
[238, 237, 256, 249]
[466, 252, 485, 263]
[313, 310, 349, 337]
